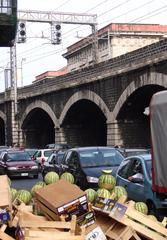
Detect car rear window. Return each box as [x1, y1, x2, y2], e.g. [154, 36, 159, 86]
[44, 150, 53, 157]
[7, 152, 31, 161]
[79, 149, 123, 167]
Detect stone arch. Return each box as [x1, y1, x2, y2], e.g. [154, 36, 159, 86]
[59, 90, 114, 125]
[20, 100, 59, 128]
[113, 75, 167, 119]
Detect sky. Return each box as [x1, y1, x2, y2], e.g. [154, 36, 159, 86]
[0, 0, 167, 91]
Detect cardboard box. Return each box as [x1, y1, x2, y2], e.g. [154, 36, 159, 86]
[0, 175, 12, 224]
[35, 179, 88, 221]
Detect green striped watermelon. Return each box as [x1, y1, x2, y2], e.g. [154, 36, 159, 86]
[31, 184, 44, 197]
[147, 215, 157, 221]
[16, 190, 32, 205]
[60, 172, 74, 184]
[134, 202, 148, 215]
[8, 177, 11, 186]
[85, 188, 97, 203]
[97, 188, 111, 199]
[44, 171, 59, 185]
[34, 181, 46, 187]
[98, 170, 116, 190]
[112, 186, 128, 201]
[11, 188, 17, 202]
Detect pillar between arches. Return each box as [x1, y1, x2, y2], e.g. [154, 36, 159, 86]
[54, 126, 67, 144]
[107, 120, 123, 147]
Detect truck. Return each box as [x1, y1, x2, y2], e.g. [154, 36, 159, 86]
[150, 90, 167, 217]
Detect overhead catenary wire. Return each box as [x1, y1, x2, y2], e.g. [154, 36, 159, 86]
[0, 0, 158, 63]
[0, 0, 167, 84]
[19, 1, 167, 65]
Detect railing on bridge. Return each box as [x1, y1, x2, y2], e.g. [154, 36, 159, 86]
[0, 0, 17, 47]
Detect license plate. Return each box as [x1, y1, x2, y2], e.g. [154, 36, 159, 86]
[21, 173, 28, 176]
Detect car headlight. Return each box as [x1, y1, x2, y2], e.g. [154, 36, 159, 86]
[31, 166, 38, 169]
[86, 176, 99, 183]
[8, 167, 17, 170]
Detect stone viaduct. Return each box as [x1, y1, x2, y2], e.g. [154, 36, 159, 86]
[0, 39, 167, 148]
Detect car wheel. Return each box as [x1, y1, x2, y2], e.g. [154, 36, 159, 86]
[33, 174, 38, 179]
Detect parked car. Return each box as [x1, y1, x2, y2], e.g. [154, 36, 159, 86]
[45, 143, 70, 151]
[116, 154, 167, 218]
[59, 146, 124, 190]
[0, 150, 39, 178]
[25, 148, 38, 158]
[41, 151, 65, 179]
[32, 149, 54, 167]
[0, 146, 11, 156]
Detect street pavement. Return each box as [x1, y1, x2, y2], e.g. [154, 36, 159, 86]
[11, 173, 43, 191]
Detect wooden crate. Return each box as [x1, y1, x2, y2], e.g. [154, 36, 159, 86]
[17, 211, 85, 240]
[109, 200, 167, 240]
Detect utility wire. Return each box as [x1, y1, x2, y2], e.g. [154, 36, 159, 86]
[0, 0, 166, 68]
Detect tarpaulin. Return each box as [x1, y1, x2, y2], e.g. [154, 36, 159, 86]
[150, 90, 167, 194]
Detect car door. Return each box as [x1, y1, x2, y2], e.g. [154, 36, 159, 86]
[127, 158, 145, 201]
[0, 152, 7, 174]
[117, 157, 145, 202]
[68, 151, 85, 186]
[60, 150, 73, 174]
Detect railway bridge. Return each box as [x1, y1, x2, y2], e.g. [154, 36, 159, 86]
[0, 39, 167, 148]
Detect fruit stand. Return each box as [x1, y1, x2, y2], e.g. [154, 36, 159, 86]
[1, 172, 167, 240]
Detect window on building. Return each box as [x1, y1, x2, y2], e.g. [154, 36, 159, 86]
[0, 0, 12, 14]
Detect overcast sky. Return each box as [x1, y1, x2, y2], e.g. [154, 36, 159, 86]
[0, 0, 167, 91]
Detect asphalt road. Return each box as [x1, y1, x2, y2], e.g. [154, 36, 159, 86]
[11, 173, 44, 191]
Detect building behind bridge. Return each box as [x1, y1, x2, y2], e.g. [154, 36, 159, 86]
[63, 23, 167, 72]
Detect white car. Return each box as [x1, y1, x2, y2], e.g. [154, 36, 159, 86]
[33, 149, 54, 167]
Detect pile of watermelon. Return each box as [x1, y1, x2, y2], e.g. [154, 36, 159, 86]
[84, 169, 128, 205]
[84, 169, 151, 219]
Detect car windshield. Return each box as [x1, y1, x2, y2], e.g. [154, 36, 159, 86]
[79, 148, 123, 167]
[7, 152, 31, 161]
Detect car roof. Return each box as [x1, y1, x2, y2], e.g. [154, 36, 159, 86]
[3, 150, 28, 154]
[125, 148, 148, 152]
[68, 146, 116, 152]
[127, 153, 151, 161]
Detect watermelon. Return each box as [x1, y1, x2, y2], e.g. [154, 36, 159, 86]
[112, 186, 128, 201]
[98, 171, 116, 190]
[148, 215, 157, 221]
[8, 177, 11, 186]
[60, 172, 74, 184]
[97, 188, 110, 199]
[134, 202, 148, 215]
[31, 184, 44, 197]
[85, 188, 97, 203]
[11, 188, 17, 201]
[34, 181, 46, 187]
[16, 190, 32, 205]
[44, 171, 59, 185]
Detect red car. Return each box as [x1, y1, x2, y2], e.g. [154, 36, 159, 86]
[0, 150, 39, 178]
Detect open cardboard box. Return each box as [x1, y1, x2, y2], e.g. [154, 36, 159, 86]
[35, 179, 90, 222]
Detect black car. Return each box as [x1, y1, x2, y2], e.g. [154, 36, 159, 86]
[60, 146, 124, 190]
[41, 151, 65, 178]
[0, 150, 39, 178]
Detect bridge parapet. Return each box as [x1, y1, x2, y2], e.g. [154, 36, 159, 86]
[10, 38, 167, 100]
